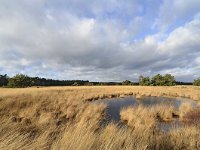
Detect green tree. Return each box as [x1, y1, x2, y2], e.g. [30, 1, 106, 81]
[163, 74, 176, 86]
[193, 78, 200, 86]
[151, 74, 176, 86]
[122, 80, 132, 85]
[139, 75, 151, 86]
[151, 74, 164, 86]
[8, 74, 34, 88]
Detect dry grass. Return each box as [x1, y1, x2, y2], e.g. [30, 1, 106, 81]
[0, 86, 200, 149]
[120, 104, 177, 129]
[182, 107, 200, 125]
[179, 101, 194, 119]
[120, 106, 157, 128]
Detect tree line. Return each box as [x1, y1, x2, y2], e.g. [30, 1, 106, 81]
[0, 73, 199, 88]
[139, 74, 176, 86]
[0, 74, 89, 88]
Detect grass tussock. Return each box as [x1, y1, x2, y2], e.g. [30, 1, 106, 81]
[120, 104, 177, 129]
[179, 101, 194, 119]
[120, 106, 157, 128]
[0, 86, 200, 149]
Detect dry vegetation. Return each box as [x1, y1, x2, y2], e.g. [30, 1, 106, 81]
[120, 104, 177, 129]
[0, 86, 200, 150]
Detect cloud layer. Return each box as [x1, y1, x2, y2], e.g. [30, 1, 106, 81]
[0, 0, 200, 81]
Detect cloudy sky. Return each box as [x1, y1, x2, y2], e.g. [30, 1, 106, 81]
[0, 0, 200, 82]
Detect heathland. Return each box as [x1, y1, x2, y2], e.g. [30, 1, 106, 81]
[0, 86, 200, 150]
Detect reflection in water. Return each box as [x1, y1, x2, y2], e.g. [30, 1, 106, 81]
[93, 96, 197, 131]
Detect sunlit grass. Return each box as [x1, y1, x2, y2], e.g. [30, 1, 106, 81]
[0, 86, 200, 149]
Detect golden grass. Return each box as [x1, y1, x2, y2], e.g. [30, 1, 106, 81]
[0, 86, 200, 149]
[179, 101, 194, 119]
[120, 104, 177, 129]
[120, 106, 157, 128]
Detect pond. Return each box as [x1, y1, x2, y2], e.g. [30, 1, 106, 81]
[93, 96, 197, 131]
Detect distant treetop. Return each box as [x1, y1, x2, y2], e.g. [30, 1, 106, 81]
[139, 74, 176, 86]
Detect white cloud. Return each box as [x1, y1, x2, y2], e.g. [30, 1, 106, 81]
[0, 0, 200, 82]
[159, 19, 200, 53]
[155, 0, 200, 30]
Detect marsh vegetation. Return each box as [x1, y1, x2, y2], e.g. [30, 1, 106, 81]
[0, 86, 200, 149]
[94, 96, 197, 131]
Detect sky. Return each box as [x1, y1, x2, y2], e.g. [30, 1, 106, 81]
[0, 0, 200, 82]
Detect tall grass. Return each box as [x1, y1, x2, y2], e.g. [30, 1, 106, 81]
[0, 86, 200, 149]
[120, 104, 177, 129]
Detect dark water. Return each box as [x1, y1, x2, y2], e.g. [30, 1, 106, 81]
[93, 96, 197, 131]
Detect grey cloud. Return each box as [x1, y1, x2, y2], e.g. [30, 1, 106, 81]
[0, 0, 200, 82]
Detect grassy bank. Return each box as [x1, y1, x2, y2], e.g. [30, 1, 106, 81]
[0, 86, 200, 149]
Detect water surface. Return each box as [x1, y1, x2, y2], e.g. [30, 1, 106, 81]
[94, 96, 196, 123]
